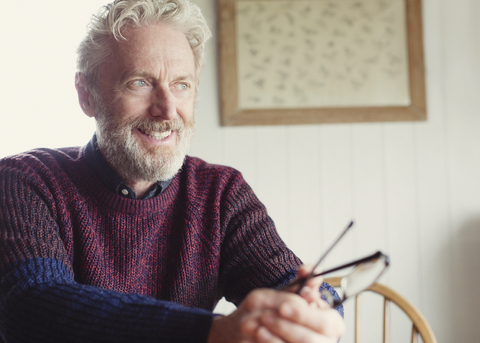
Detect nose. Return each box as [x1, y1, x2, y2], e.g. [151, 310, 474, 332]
[150, 86, 177, 120]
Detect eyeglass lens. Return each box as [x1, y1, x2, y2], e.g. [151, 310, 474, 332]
[335, 254, 389, 305]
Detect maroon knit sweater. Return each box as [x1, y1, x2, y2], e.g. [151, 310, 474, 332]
[0, 146, 315, 342]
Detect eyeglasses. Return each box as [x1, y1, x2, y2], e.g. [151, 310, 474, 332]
[284, 221, 390, 307]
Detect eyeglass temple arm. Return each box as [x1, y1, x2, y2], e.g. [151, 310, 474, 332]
[288, 251, 389, 288]
[316, 251, 389, 277]
[294, 221, 354, 294]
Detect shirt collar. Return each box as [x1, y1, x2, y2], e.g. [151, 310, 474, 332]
[83, 134, 172, 200]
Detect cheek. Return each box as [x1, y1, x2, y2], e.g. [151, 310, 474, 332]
[117, 97, 152, 119]
[176, 93, 196, 119]
[177, 103, 195, 123]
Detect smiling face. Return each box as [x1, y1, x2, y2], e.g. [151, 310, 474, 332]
[91, 23, 197, 183]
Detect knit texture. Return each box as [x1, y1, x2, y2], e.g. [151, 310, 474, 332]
[0, 147, 342, 342]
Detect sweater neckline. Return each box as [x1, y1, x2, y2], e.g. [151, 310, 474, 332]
[82, 161, 181, 215]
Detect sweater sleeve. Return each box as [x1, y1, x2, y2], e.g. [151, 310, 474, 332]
[0, 165, 214, 343]
[217, 173, 344, 317]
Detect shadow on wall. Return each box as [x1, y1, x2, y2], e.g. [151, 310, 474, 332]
[452, 217, 480, 342]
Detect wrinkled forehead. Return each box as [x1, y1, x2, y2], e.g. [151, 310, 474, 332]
[101, 23, 196, 80]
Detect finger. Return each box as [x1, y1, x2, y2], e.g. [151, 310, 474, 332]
[242, 288, 305, 312]
[240, 312, 262, 337]
[299, 286, 322, 306]
[304, 273, 323, 291]
[209, 313, 259, 343]
[260, 312, 337, 343]
[278, 302, 346, 338]
[296, 264, 314, 279]
[288, 265, 323, 296]
[316, 297, 331, 310]
[256, 326, 286, 343]
[299, 287, 333, 310]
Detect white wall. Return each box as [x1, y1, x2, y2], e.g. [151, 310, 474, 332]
[1, 0, 479, 342]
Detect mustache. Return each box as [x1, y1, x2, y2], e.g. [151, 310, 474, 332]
[126, 117, 185, 133]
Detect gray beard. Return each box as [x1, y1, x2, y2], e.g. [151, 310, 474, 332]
[94, 100, 195, 183]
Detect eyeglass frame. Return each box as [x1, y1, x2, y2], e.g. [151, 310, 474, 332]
[279, 221, 390, 307]
[287, 251, 390, 307]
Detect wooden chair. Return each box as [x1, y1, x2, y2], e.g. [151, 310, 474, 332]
[324, 277, 437, 343]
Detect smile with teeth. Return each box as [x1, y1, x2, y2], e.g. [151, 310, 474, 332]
[138, 128, 172, 140]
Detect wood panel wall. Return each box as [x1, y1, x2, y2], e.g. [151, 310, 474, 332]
[192, 0, 480, 341]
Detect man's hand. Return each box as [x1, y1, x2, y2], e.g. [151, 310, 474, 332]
[208, 270, 345, 343]
[208, 288, 279, 343]
[285, 264, 326, 307]
[256, 297, 344, 342]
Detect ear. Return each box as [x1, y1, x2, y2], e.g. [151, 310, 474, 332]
[75, 72, 97, 118]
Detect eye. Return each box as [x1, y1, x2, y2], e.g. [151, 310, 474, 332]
[175, 83, 189, 90]
[131, 80, 147, 87]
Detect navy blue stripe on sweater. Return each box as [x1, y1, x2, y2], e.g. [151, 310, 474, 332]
[0, 258, 213, 343]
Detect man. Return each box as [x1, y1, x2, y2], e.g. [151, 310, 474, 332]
[0, 0, 345, 342]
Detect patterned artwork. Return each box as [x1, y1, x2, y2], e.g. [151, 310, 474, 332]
[236, 0, 411, 109]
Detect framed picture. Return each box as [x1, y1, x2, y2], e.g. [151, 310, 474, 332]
[217, 0, 426, 126]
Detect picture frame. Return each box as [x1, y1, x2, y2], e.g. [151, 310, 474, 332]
[217, 0, 426, 126]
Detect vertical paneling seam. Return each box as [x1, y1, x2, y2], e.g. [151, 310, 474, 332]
[438, 0, 455, 288]
[255, 128, 259, 190]
[253, 127, 259, 192]
[380, 124, 391, 285]
[412, 123, 424, 310]
[220, 126, 226, 165]
[317, 125, 325, 252]
[349, 124, 358, 257]
[284, 126, 292, 245]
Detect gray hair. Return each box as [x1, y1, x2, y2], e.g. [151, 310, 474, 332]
[77, 0, 212, 90]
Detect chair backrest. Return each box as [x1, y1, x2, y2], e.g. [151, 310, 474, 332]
[324, 277, 437, 343]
